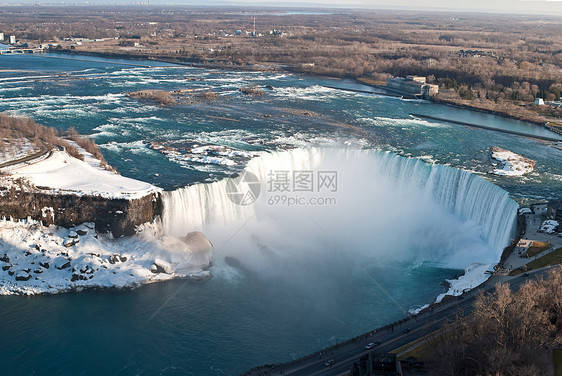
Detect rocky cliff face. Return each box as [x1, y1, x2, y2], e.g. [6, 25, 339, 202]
[0, 187, 162, 237]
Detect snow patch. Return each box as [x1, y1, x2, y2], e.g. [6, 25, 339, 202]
[5, 150, 160, 200]
[491, 147, 535, 176]
[0, 138, 41, 165]
[436, 263, 493, 303]
[41, 207, 55, 221]
[408, 304, 430, 315]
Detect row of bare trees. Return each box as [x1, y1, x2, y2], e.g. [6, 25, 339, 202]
[62, 127, 108, 166]
[427, 267, 562, 376]
[0, 113, 107, 166]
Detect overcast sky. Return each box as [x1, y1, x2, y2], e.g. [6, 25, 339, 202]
[234, 0, 562, 15]
[6, 0, 562, 16]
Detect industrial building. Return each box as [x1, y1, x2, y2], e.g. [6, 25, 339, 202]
[385, 75, 439, 99]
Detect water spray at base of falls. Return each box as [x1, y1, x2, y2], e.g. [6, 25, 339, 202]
[161, 147, 517, 271]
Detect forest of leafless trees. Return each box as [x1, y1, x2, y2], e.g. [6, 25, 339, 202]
[427, 267, 562, 376]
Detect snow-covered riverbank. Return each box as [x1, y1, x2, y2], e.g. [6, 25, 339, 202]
[0, 219, 212, 295]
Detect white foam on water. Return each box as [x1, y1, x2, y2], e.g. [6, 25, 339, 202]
[359, 116, 448, 128]
[270, 85, 341, 101]
[98, 140, 153, 156]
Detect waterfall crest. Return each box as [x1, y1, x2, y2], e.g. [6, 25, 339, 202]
[161, 148, 517, 255]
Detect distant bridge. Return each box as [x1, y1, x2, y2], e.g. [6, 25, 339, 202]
[0, 48, 45, 55]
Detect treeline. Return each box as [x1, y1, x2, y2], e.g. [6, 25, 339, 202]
[0, 113, 76, 156]
[62, 127, 108, 166]
[427, 267, 562, 376]
[2, 7, 561, 119]
[0, 113, 107, 167]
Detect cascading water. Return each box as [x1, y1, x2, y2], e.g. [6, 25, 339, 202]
[161, 147, 321, 236]
[161, 178, 255, 237]
[161, 147, 517, 271]
[374, 151, 518, 252]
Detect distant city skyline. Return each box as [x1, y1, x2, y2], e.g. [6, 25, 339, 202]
[2, 0, 562, 16]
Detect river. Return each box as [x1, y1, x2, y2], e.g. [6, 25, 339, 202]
[0, 53, 560, 375]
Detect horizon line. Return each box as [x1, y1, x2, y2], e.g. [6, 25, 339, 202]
[0, 2, 561, 17]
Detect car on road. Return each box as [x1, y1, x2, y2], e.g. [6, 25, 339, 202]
[324, 360, 334, 367]
[365, 340, 382, 349]
[523, 272, 529, 277]
[403, 328, 411, 334]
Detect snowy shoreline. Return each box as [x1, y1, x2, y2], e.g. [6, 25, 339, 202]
[436, 263, 494, 302]
[0, 219, 212, 295]
[0, 145, 214, 295]
[409, 263, 495, 314]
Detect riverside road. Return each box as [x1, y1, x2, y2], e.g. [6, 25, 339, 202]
[244, 268, 549, 376]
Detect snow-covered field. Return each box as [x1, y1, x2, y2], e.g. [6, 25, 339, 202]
[5, 149, 160, 199]
[0, 219, 212, 295]
[491, 147, 535, 176]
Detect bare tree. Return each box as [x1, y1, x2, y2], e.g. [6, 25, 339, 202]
[426, 267, 562, 376]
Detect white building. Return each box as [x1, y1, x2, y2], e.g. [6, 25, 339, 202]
[0, 33, 4, 42]
[534, 98, 545, 106]
[9, 35, 16, 44]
